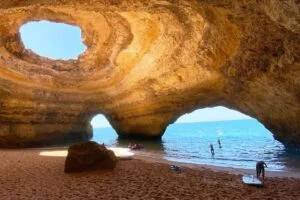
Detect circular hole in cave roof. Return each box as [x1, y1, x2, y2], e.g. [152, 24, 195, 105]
[19, 20, 86, 60]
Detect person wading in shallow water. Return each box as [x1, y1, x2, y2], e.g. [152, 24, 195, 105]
[256, 161, 267, 181]
[218, 138, 222, 148]
[210, 144, 215, 156]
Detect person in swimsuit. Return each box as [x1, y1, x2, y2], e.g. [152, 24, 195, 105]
[256, 161, 267, 180]
[218, 138, 222, 148]
[210, 144, 215, 156]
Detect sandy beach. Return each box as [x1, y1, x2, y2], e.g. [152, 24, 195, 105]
[1, 149, 300, 200]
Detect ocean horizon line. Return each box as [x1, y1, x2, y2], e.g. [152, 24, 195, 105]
[93, 118, 257, 129]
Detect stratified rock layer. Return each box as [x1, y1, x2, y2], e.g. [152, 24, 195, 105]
[0, 0, 299, 147]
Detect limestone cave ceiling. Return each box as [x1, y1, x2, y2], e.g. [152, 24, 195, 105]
[0, 0, 299, 148]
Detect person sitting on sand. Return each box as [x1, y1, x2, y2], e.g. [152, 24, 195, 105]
[210, 144, 215, 156]
[256, 161, 267, 180]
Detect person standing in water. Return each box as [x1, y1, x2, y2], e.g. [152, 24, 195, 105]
[210, 144, 215, 156]
[256, 161, 267, 180]
[218, 138, 222, 148]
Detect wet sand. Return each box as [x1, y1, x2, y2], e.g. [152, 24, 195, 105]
[0, 149, 300, 200]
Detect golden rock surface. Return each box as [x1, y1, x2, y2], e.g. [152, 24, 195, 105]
[0, 0, 299, 147]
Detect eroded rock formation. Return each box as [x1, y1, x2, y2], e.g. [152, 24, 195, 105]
[0, 0, 299, 148]
[65, 141, 118, 173]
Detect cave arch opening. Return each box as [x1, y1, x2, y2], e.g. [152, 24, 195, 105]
[19, 20, 86, 60]
[90, 114, 118, 146]
[162, 106, 286, 170]
[174, 106, 253, 124]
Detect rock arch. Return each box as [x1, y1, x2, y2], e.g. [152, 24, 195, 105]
[0, 0, 299, 148]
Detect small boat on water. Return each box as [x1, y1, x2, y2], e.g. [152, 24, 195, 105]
[128, 143, 144, 150]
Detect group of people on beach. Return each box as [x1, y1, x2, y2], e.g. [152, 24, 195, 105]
[209, 138, 222, 156]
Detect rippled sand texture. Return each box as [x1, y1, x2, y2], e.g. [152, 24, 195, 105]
[0, 150, 300, 200]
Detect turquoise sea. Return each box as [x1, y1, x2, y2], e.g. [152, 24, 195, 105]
[91, 119, 300, 172]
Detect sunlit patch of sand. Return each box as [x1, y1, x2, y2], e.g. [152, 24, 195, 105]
[39, 147, 134, 159]
[108, 147, 134, 159]
[39, 150, 68, 157]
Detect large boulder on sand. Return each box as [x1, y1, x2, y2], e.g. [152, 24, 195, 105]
[64, 141, 118, 173]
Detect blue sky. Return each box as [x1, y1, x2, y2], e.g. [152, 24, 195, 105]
[20, 21, 252, 128]
[20, 20, 86, 59]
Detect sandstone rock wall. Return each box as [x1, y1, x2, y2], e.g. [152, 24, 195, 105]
[0, 0, 299, 147]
